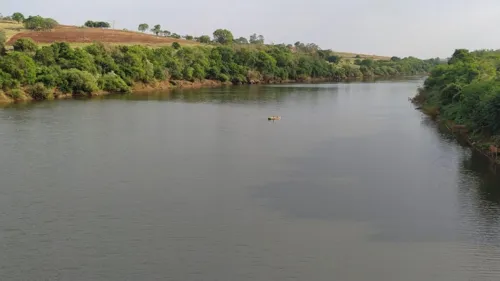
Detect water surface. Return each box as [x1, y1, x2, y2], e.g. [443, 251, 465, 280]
[1, 79, 500, 281]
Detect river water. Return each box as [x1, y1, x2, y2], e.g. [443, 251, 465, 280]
[1, 78, 500, 281]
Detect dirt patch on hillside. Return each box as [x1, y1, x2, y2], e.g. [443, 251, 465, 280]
[7, 25, 198, 45]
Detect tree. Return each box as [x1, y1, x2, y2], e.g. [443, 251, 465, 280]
[161, 30, 171, 37]
[448, 49, 473, 65]
[85, 21, 110, 28]
[0, 31, 6, 55]
[390, 56, 401, 62]
[327, 55, 341, 64]
[0, 52, 37, 84]
[198, 35, 211, 43]
[170, 33, 181, 39]
[138, 23, 149, 33]
[250, 33, 264, 44]
[24, 16, 58, 30]
[235, 37, 248, 44]
[12, 12, 25, 23]
[151, 24, 161, 36]
[213, 29, 233, 44]
[184, 35, 194, 40]
[172, 42, 181, 49]
[13, 38, 38, 53]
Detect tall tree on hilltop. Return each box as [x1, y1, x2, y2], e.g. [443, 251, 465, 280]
[138, 23, 149, 33]
[12, 12, 25, 23]
[151, 24, 161, 36]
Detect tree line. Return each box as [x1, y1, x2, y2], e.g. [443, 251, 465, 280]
[84, 20, 111, 28]
[413, 49, 500, 147]
[0, 37, 438, 101]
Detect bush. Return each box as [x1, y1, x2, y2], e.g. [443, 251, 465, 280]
[98, 73, 131, 93]
[7, 88, 24, 100]
[59, 69, 98, 96]
[0, 52, 37, 84]
[172, 42, 181, 49]
[27, 82, 52, 100]
[13, 38, 38, 53]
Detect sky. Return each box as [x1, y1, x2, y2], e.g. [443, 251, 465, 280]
[4, 0, 500, 58]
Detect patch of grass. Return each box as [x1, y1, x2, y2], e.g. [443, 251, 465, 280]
[0, 21, 26, 42]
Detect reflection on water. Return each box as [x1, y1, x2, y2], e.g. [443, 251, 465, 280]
[1, 80, 500, 281]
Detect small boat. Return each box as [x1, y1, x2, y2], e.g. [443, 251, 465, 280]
[268, 116, 281, 121]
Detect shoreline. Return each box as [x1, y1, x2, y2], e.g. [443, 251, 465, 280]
[0, 74, 427, 104]
[411, 101, 500, 167]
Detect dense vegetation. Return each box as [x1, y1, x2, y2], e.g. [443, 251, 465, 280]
[0, 12, 438, 101]
[84, 21, 111, 28]
[23, 15, 58, 30]
[413, 49, 500, 147]
[0, 38, 438, 101]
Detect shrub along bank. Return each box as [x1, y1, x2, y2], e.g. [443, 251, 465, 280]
[0, 38, 438, 102]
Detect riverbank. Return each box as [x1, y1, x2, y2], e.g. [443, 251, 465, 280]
[412, 96, 500, 166]
[411, 49, 500, 166]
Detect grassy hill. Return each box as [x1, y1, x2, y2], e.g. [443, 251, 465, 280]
[1, 20, 390, 60]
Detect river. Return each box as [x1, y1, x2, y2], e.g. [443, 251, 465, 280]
[1, 78, 500, 281]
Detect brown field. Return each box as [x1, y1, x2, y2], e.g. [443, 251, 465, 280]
[1, 21, 390, 60]
[6, 25, 198, 46]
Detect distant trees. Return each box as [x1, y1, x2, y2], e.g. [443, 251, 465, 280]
[23, 16, 58, 30]
[235, 37, 249, 44]
[151, 24, 161, 36]
[84, 21, 110, 28]
[213, 29, 233, 44]
[184, 35, 194, 40]
[327, 55, 341, 64]
[198, 35, 211, 43]
[12, 12, 25, 23]
[170, 33, 181, 39]
[138, 23, 149, 33]
[249, 33, 264, 44]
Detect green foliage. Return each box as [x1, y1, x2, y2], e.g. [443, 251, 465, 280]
[249, 34, 264, 44]
[12, 12, 25, 23]
[172, 42, 181, 49]
[0, 52, 37, 84]
[0, 31, 6, 55]
[0, 37, 435, 101]
[170, 33, 181, 39]
[184, 35, 194, 40]
[198, 35, 211, 44]
[8, 88, 24, 100]
[27, 82, 51, 100]
[23, 16, 58, 30]
[59, 69, 98, 95]
[235, 37, 249, 44]
[327, 55, 341, 64]
[151, 24, 161, 36]
[98, 73, 131, 93]
[416, 49, 500, 139]
[213, 29, 233, 44]
[84, 21, 110, 28]
[13, 38, 38, 53]
[138, 23, 149, 32]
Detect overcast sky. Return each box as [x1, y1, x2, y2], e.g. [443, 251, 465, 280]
[4, 0, 500, 58]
